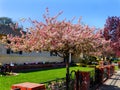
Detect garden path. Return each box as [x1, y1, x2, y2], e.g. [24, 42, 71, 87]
[97, 70, 120, 90]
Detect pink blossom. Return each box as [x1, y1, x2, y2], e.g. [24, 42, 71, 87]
[2, 9, 111, 58]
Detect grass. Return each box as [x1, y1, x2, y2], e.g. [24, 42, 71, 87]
[115, 65, 119, 70]
[0, 66, 94, 90]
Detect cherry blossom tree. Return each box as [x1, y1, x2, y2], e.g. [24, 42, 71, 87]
[97, 37, 115, 60]
[85, 29, 114, 63]
[104, 16, 120, 57]
[2, 9, 102, 89]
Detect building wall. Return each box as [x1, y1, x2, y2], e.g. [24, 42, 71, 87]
[72, 53, 84, 63]
[0, 44, 63, 64]
[0, 55, 63, 64]
[72, 54, 80, 63]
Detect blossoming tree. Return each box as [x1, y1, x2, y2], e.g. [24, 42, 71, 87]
[2, 9, 103, 89]
[104, 16, 120, 57]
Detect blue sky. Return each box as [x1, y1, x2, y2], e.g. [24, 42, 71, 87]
[0, 0, 120, 29]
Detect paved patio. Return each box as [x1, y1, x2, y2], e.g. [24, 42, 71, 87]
[97, 70, 120, 90]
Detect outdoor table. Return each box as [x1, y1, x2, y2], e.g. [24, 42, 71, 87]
[11, 82, 45, 90]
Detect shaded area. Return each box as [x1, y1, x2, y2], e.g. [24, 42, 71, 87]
[98, 71, 120, 90]
[98, 84, 120, 90]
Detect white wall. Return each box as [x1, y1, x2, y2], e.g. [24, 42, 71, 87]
[0, 44, 63, 64]
[0, 55, 63, 64]
[72, 53, 84, 63]
[0, 43, 6, 54]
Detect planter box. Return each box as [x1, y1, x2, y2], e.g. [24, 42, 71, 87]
[74, 71, 90, 90]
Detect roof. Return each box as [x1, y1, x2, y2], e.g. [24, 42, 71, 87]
[0, 25, 24, 36]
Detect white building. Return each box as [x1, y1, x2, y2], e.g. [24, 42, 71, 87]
[0, 43, 63, 64]
[0, 25, 63, 64]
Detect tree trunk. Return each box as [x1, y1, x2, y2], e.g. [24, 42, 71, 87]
[65, 54, 70, 90]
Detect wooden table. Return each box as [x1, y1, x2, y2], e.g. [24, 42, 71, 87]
[11, 82, 45, 90]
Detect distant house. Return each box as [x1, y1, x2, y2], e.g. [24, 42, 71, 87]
[0, 25, 63, 64]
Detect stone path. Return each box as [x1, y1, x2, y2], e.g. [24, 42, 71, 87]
[97, 70, 120, 90]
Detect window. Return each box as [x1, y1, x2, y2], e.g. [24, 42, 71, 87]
[50, 51, 57, 56]
[6, 48, 11, 54]
[6, 48, 22, 55]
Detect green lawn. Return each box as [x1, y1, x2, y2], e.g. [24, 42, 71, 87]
[0, 66, 94, 90]
[115, 65, 119, 70]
